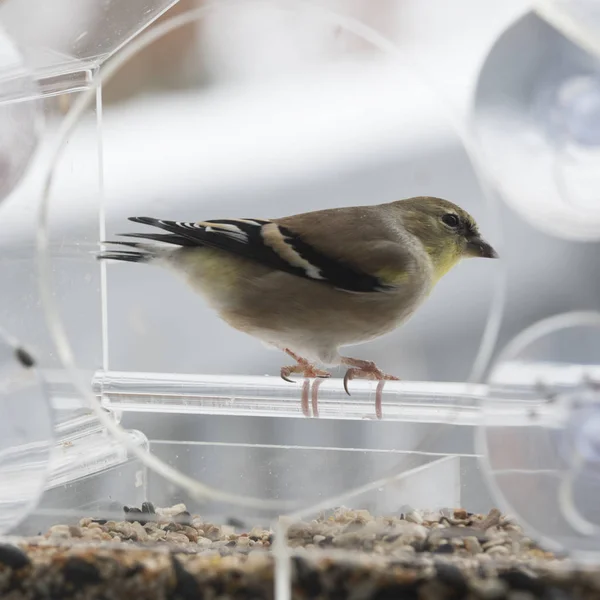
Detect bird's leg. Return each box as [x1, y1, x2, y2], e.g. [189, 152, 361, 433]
[341, 357, 400, 393]
[301, 380, 310, 418]
[280, 349, 331, 418]
[280, 349, 331, 382]
[311, 378, 325, 418]
[340, 356, 399, 419]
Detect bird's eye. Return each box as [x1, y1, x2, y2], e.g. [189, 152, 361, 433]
[441, 213, 460, 228]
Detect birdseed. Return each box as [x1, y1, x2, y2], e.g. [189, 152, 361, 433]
[0, 504, 595, 599]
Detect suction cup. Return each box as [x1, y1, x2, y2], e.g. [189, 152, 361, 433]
[471, 11, 600, 241]
[480, 312, 600, 559]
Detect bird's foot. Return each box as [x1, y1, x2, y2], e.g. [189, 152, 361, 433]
[280, 348, 331, 383]
[341, 358, 399, 394]
[280, 349, 331, 418]
[280, 362, 331, 383]
[341, 357, 400, 419]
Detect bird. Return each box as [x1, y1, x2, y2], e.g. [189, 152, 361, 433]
[98, 196, 497, 417]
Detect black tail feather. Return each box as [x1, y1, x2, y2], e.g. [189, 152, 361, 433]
[97, 250, 149, 264]
[117, 232, 198, 247]
[128, 216, 163, 227]
[97, 219, 201, 264]
[126, 216, 209, 247]
[102, 241, 145, 249]
[116, 232, 199, 247]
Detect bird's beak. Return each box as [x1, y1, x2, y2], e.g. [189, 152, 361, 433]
[465, 236, 498, 259]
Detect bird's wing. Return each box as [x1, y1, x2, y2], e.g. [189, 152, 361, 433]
[123, 216, 398, 293]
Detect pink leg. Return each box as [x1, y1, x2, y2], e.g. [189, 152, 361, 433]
[280, 349, 331, 418]
[280, 348, 331, 383]
[301, 380, 310, 417]
[340, 356, 399, 418]
[311, 378, 325, 418]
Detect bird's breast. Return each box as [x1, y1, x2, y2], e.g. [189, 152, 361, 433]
[224, 268, 431, 348]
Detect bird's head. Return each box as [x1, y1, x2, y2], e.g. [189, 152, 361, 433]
[392, 196, 498, 281]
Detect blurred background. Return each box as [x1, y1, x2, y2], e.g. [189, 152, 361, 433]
[1, 0, 600, 514]
[5, 0, 596, 380]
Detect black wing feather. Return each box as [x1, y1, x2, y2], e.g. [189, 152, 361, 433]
[275, 225, 390, 292]
[124, 216, 391, 293]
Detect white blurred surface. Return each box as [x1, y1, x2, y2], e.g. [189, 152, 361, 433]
[2, 0, 598, 385]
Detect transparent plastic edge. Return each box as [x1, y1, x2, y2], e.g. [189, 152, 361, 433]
[476, 310, 600, 560]
[0, 325, 54, 534]
[534, 0, 600, 60]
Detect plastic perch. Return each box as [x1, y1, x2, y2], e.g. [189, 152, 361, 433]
[91, 370, 560, 423]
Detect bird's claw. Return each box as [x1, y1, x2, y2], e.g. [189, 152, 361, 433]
[280, 372, 295, 384]
[343, 362, 399, 396]
[280, 363, 331, 383]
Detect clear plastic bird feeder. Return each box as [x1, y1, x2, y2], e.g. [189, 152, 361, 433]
[0, 0, 599, 596]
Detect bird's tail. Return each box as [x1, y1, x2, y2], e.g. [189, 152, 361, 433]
[98, 222, 202, 264]
[97, 240, 174, 264]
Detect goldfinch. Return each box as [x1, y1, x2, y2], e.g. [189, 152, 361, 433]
[99, 196, 497, 414]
